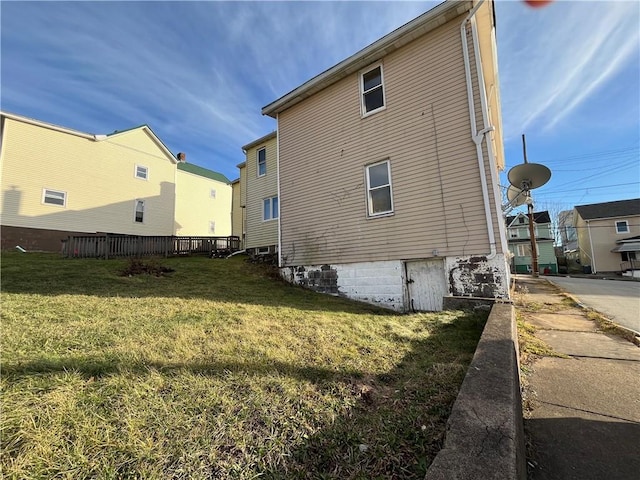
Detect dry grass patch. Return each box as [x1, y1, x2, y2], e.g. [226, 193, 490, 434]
[1, 252, 486, 479]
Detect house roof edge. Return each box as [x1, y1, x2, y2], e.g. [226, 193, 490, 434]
[261, 0, 474, 118]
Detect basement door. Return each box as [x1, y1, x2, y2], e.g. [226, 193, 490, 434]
[405, 259, 447, 311]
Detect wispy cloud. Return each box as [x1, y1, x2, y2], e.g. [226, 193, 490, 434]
[1, 0, 435, 177]
[497, 0, 639, 138]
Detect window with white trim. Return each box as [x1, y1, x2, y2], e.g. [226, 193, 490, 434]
[263, 196, 278, 221]
[210, 189, 217, 199]
[42, 188, 66, 207]
[257, 148, 266, 177]
[615, 220, 629, 234]
[135, 165, 148, 180]
[509, 229, 519, 239]
[209, 221, 216, 234]
[517, 244, 532, 257]
[366, 160, 393, 216]
[134, 199, 145, 223]
[361, 64, 385, 116]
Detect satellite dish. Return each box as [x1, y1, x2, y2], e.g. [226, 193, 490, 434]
[507, 163, 551, 191]
[507, 185, 528, 207]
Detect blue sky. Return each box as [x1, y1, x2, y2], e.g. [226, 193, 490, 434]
[2, 0, 639, 214]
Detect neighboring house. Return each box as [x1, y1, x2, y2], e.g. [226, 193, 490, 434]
[574, 198, 640, 274]
[1, 111, 177, 251]
[0, 111, 233, 252]
[506, 211, 558, 274]
[174, 156, 232, 237]
[231, 175, 244, 248]
[558, 209, 578, 255]
[262, 0, 510, 311]
[240, 132, 278, 256]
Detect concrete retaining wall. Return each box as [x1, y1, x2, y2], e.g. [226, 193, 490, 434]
[425, 303, 525, 480]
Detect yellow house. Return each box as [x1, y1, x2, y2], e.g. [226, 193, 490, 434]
[230, 164, 245, 247]
[1, 111, 178, 251]
[262, 0, 509, 311]
[175, 158, 232, 237]
[240, 132, 278, 255]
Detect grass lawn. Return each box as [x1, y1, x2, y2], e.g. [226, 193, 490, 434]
[1, 252, 486, 479]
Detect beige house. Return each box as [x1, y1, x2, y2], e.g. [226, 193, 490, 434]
[262, 0, 509, 311]
[1, 111, 177, 251]
[574, 198, 640, 274]
[240, 132, 278, 255]
[175, 159, 232, 237]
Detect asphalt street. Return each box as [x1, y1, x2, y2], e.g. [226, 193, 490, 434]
[548, 276, 640, 334]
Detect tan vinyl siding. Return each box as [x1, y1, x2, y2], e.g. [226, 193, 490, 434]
[278, 12, 503, 266]
[244, 135, 278, 249]
[576, 214, 640, 272]
[1, 119, 175, 235]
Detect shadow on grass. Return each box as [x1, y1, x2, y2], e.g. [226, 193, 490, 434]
[0, 252, 395, 315]
[2, 312, 486, 479]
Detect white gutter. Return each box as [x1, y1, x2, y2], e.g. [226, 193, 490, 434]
[460, 0, 497, 259]
[586, 220, 597, 273]
[276, 114, 283, 268]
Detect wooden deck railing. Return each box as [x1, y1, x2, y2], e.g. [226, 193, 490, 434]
[62, 234, 241, 259]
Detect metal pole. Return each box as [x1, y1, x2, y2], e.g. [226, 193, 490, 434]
[528, 202, 539, 277]
[522, 134, 528, 164]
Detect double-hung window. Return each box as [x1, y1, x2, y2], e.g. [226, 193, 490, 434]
[42, 188, 66, 207]
[134, 200, 145, 223]
[366, 160, 393, 216]
[257, 148, 266, 177]
[263, 196, 278, 221]
[615, 220, 629, 234]
[361, 64, 385, 116]
[517, 244, 532, 257]
[135, 165, 148, 180]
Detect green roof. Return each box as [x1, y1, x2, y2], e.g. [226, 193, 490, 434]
[177, 162, 230, 184]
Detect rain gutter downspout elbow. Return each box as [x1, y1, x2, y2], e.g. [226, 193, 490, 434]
[461, 0, 497, 259]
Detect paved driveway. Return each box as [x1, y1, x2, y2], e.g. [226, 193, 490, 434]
[548, 276, 640, 334]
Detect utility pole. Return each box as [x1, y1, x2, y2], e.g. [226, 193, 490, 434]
[527, 197, 539, 277]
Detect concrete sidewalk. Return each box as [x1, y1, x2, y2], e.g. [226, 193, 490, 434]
[515, 276, 640, 480]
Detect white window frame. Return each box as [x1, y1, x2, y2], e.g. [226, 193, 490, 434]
[257, 148, 266, 177]
[42, 188, 67, 207]
[365, 159, 394, 217]
[134, 199, 145, 223]
[209, 221, 216, 234]
[263, 196, 279, 221]
[360, 63, 386, 117]
[615, 220, 629, 234]
[210, 189, 217, 199]
[517, 244, 532, 257]
[135, 165, 149, 180]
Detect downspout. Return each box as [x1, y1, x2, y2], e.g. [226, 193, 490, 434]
[276, 113, 282, 268]
[586, 220, 597, 273]
[460, 0, 497, 259]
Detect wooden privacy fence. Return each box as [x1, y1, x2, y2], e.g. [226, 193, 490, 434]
[62, 234, 241, 259]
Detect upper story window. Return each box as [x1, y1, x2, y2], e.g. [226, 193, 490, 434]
[42, 188, 66, 207]
[361, 64, 386, 116]
[366, 160, 393, 217]
[615, 220, 629, 234]
[257, 148, 266, 177]
[134, 200, 145, 223]
[509, 229, 519, 239]
[135, 165, 148, 180]
[209, 221, 216, 234]
[263, 196, 278, 221]
[210, 189, 217, 199]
